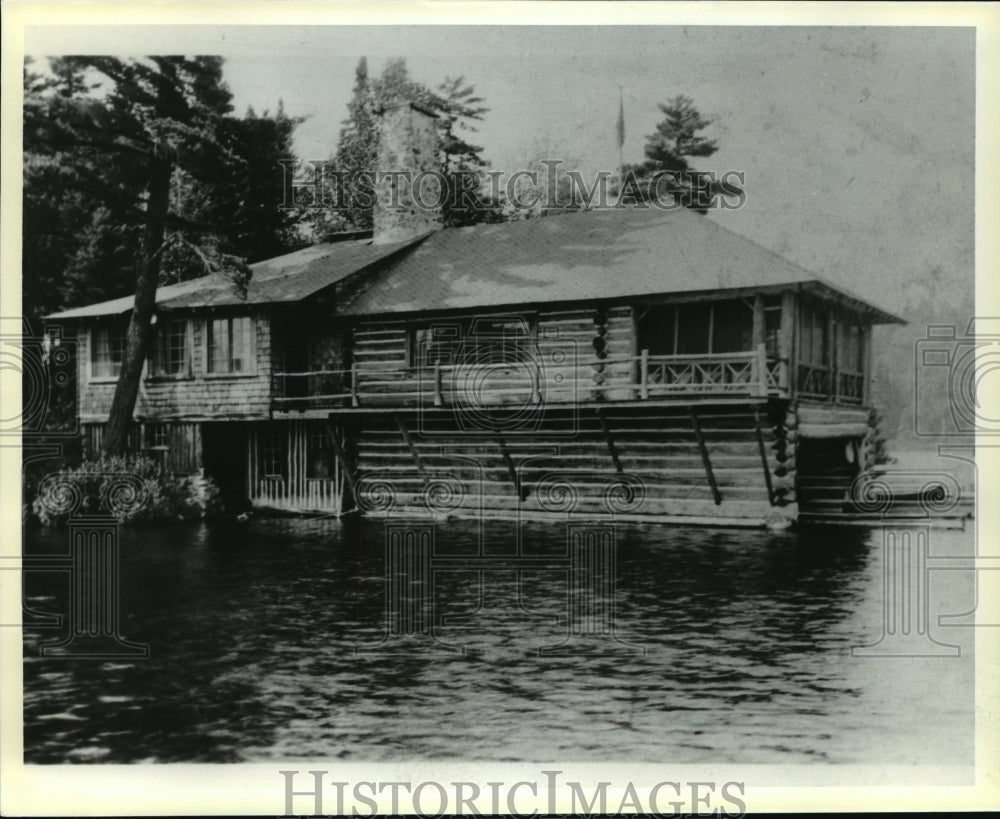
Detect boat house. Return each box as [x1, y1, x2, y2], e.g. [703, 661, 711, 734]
[46, 103, 904, 527]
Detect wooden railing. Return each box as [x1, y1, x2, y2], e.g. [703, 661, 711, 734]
[637, 346, 770, 399]
[272, 345, 796, 411]
[798, 363, 865, 404]
[837, 369, 864, 404]
[797, 363, 831, 399]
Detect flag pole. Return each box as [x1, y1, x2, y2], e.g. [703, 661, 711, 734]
[615, 86, 625, 192]
[618, 87, 624, 180]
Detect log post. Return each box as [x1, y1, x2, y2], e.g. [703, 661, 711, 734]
[433, 359, 443, 407]
[350, 362, 360, 408]
[829, 314, 838, 404]
[780, 290, 796, 399]
[639, 349, 649, 400]
[754, 343, 768, 397]
[862, 326, 873, 406]
[752, 294, 765, 349]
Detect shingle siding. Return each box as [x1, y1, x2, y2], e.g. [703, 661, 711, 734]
[78, 315, 273, 422]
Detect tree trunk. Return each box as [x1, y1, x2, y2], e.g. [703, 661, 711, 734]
[102, 159, 172, 456]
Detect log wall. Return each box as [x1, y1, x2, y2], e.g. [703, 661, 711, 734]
[347, 404, 797, 527]
[350, 305, 638, 408]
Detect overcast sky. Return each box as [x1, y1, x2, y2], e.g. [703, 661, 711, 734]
[26, 25, 975, 315]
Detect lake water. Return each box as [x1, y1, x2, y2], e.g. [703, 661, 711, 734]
[22, 515, 975, 766]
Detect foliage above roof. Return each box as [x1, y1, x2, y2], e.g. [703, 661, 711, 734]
[339, 207, 903, 323]
[46, 207, 904, 324]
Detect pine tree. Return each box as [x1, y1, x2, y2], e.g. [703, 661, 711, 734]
[624, 95, 740, 214]
[313, 57, 499, 238]
[25, 56, 248, 454]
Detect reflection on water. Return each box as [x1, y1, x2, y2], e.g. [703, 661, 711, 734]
[22, 517, 974, 764]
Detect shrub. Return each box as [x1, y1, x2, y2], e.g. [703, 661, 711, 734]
[31, 454, 222, 527]
[870, 408, 894, 466]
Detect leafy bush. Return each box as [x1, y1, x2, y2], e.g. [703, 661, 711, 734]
[870, 408, 894, 466]
[31, 454, 222, 527]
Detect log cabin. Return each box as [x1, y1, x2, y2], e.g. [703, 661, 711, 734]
[46, 102, 904, 528]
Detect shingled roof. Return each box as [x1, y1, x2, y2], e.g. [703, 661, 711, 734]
[339, 206, 904, 323]
[46, 207, 903, 324]
[44, 234, 425, 319]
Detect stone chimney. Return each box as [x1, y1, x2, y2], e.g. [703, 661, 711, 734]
[372, 101, 444, 245]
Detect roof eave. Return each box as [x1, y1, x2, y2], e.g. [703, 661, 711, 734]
[802, 281, 907, 325]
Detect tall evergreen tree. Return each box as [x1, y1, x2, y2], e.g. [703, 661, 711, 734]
[623, 95, 740, 214]
[312, 57, 499, 238]
[26, 56, 246, 454]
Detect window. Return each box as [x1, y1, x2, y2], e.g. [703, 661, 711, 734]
[799, 303, 828, 366]
[145, 423, 169, 448]
[637, 301, 753, 356]
[412, 315, 533, 368]
[151, 318, 190, 376]
[208, 316, 254, 374]
[710, 300, 753, 354]
[676, 303, 712, 354]
[840, 322, 864, 372]
[262, 428, 287, 479]
[91, 323, 125, 378]
[307, 430, 331, 479]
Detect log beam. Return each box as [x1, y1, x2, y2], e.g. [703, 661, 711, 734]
[595, 408, 624, 474]
[689, 408, 722, 505]
[326, 420, 359, 508]
[395, 415, 430, 489]
[754, 408, 776, 506]
[496, 434, 525, 500]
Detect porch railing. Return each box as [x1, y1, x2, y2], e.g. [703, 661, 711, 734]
[798, 363, 865, 404]
[272, 344, 797, 411]
[636, 346, 771, 399]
